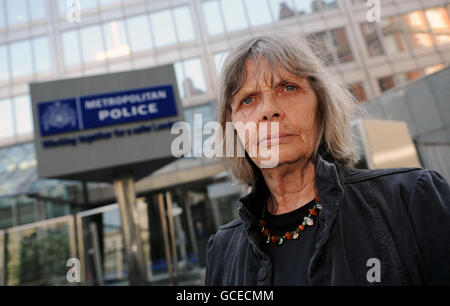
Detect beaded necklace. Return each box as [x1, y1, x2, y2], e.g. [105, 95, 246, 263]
[259, 195, 322, 245]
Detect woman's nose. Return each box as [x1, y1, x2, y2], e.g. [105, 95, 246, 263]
[260, 92, 281, 121]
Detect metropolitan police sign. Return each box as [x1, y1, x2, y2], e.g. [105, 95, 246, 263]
[30, 64, 184, 182]
[38, 84, 178, 136]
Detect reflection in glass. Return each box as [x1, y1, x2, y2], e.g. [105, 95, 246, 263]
[6, 219, 73, 285]
[10, 40, 33, 78]
[379, 16, 407, 55]
[331, 28, 354, 63]
[245, 0, 272, 26]
[173, 6, 195, 42]
[378, 75, 395, 92]
[0, 45, 8, 81]
[0, 99, 14, 139]
[174, 58, 207, 99]
[403, 10, 434, 49]
[174, 62, 185, 98]
[360, 22, 384, 56]
[349, 83, 366, 102]
[6, 0, 28, 26]
[61, 30, 81, 66]
[221, 0, 248, 32]
[150, 10, 177, 47]
[33, 37, 51, 73]
[126, 15, 153, 52]
[311, 31, 334, 65]
[378, 70, 422, 92]
[425, 7, 450, 46]
[184, 58, 207, 97]
[270, 0, 295, 20]
[202, 1, 225, 36]
[100, 21, 130, 60]
[79, 25, 105, 62]
[14, 95, 33, 135]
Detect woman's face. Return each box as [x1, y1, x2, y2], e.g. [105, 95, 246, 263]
[230, 58, 319, 168]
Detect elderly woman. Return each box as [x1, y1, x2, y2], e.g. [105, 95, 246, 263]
[205, 32, 450, 286]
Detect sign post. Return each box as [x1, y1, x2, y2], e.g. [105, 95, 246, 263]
[30, 64, 184, 285]
[113, 171, 148, 285]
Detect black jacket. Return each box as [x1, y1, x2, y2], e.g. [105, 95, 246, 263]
[205, 155, 450, 285]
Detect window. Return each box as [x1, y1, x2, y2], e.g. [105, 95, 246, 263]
[29, 0, 46, 21]
[173, 6, 195, 42]
[311, 31, 335, 65]
[174, 58, 207, 99]
[10, 40, 32, 78]
[293, 0, 313, 15]
[0, 0, 6, 28]
[360, 22, 384, 56]
[379, 16, 407, 55]
[100, 0, 120, 6]
[378, 75, 395, 92]
[126, 15, 153, 52]
[17, 197, 35, 225]
[403, 10, 434, 49]
[62, 30, 82, 66]
[423, 63, 446, 75]
[245, 0, 272, 27]
[349, 83, 366, 102]
[6, 0, 28, 26]
[183, 104, 214, 156]
[80, 25, 105, 62]
[331, 28, 354, 63]
[270, 0, 295, 20]
[425, 6, 450, 46]
[0, 45, 8, 81]
[214, 51, 229, 75]
[202, 1, 225, 35]
[150, 10, 176, 47]
[221, 0, 248, 31]
[101, 21, 130, 60]
[14, 95, 33, 135]
[32, 36, 51, 73]
[0, 99, 14, 139]
[378, 70, 423, 92]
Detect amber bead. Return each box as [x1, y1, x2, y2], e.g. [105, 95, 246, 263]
[285, 232, 291, 240]
[299, 224, 305, 231]
[315, 195, 320, 202]
[259, 220, 266, 227]
[271, 235, 278, 244]
[309, 208, 318, 216]
[263, 229, 270, 236]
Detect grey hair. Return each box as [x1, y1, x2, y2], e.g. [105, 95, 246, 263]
[217, 31, 362, 186]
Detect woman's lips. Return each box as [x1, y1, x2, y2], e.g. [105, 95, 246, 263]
[259, 133, 294, 145]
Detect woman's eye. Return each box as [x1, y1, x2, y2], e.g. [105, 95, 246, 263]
[284, 85, 297, 92]
[242, 97, 254, 105]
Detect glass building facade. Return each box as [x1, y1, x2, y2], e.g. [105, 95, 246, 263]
[0, 0, 449, 285]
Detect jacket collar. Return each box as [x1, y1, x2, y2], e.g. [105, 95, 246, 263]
[238, 154, 345, 226]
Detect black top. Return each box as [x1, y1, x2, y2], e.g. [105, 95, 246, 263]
[263, 198, 320, 285]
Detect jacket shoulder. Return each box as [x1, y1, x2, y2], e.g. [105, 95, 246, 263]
[218, 218, 243, 230]
[342, 166, 423, 184]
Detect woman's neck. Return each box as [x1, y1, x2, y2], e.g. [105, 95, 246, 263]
[261, 159, 316, 215]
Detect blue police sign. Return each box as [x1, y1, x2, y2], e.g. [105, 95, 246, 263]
[37, 84, 178, 136]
